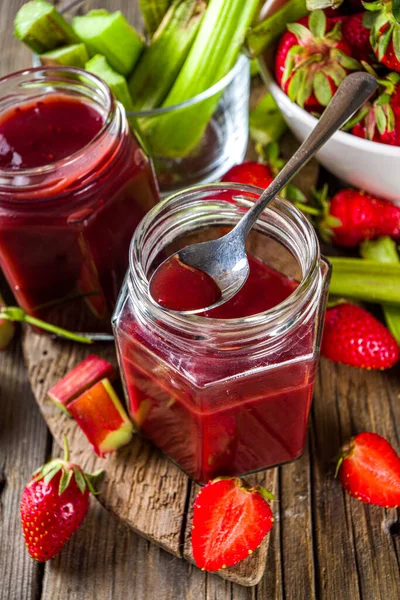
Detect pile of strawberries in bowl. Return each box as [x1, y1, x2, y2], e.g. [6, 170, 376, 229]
[260, 0, 400, 202]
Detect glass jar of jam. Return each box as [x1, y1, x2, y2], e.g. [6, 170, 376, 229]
[0, 67, 159, 332]
[113, 184, 330, 484]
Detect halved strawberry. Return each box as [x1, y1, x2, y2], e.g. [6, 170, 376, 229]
[192, 478, 274, 572]
[337, 432, 400, 507]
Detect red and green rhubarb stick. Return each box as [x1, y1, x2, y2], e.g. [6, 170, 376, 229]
[48, 354, 116, 413]
[68, 378, 134, 457]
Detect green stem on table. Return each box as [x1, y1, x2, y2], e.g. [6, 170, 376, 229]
[360, 237, 400, 343]
[0, 307, 93, 344]
[138, 0, 260, 159]
[246, 0, 308, 58]
[328, 257, 400, 306]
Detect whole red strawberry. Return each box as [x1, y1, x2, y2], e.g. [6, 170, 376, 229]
[192, 478, 274, 571]
[337, 432, 400, 507]
[342, 13, 374, 62]
[222, 161, 274, 188]
[315, 187, 400, 247]
[322, 303, 400, 369]
[275, 10, 360, 112]
[364, 1, 400, 71]
[20, 437, 102, 562]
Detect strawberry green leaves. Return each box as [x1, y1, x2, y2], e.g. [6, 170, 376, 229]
[309, 8, 326, 38]
[313, 72, 333, 106]
[278, 10, 360, 110]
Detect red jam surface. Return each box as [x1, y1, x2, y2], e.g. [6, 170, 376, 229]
[0, 95, 103, 168]
[0, 93, 159, 331]
[150, 255, 221, 311]
[118, 254, 317, 483]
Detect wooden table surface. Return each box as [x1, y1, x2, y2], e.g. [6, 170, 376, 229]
[1, 1, 400, 599]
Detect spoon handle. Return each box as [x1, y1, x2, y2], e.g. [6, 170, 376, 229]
[234, 72, 378, 239]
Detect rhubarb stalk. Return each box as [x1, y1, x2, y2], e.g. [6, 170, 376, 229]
[328, 258, 400, 305]
[68, 378, 134, 457]
[128, 0, 206, 111]
[360, 237, 400, 343]
[139, 0, 260, 158]
[48, 354, 116, 412]
[139, 0, 172, 36]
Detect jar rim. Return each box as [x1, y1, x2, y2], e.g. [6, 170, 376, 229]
[128, 183, 324, 342]
[0, 66, 116, 178]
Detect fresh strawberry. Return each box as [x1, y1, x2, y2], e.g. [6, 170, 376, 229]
[322, 303, 400, 369]
[342, 13, 374, 62]
[364, 1, 400, 72]
[20, 437, 102, 562]
[222, 161, 274, 188]
[350, 70, 400, 145]
[192, 478, 275, 571]
[275, 10, 360, 112]
[337, 432, 400, 507]
[315, 186, 400, 247]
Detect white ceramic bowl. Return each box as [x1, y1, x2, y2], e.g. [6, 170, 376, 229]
[259, 61, 400, 205]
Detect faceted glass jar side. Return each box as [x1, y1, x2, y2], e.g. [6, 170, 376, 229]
[113, 185, 331, 483]
[0, 67, 159, 333]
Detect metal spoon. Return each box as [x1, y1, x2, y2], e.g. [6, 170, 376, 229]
[150, 72, 378, 314]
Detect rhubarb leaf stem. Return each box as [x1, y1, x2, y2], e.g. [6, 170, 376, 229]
[0, 307, 93, 344]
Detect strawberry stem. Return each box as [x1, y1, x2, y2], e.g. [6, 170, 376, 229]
[0, 307, 93, 344]
[63, 435, 70, 463]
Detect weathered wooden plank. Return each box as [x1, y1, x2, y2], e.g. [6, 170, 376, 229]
[334, 366, 400, 600]
[0, 336, 50, 600]
[279, 442, 316, 600]
[311, 359, 400, 600]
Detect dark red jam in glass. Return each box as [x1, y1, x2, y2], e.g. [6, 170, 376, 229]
[113, 186, 330, 484]
[0, 67, 159, 332]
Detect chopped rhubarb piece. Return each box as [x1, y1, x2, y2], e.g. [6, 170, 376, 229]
[0, 295, 15, 350]
[68, 378, 134, 457]
[48, 354, 116, 412]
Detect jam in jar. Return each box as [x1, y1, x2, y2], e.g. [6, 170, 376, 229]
[113, 185, 330, 483]
[0, 67, 159, 332]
